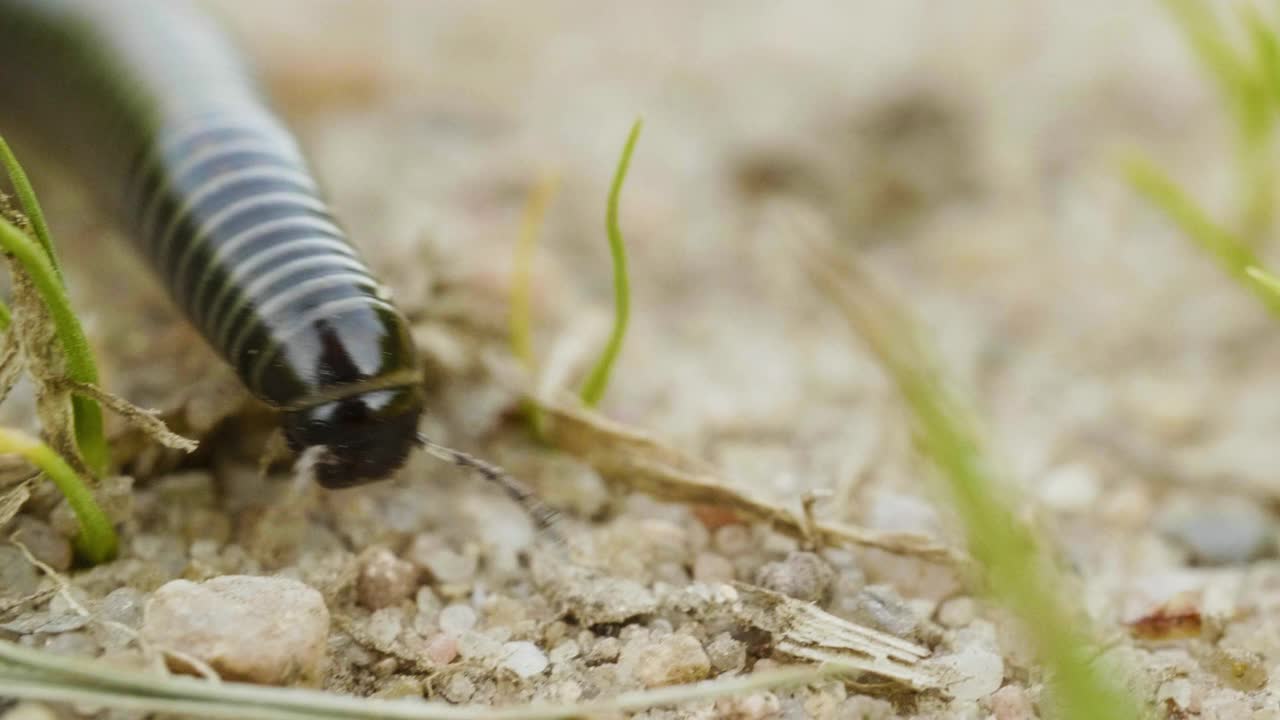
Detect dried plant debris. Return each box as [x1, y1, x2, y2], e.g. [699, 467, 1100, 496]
[58, 379, 197, 454]
[0, 482, 28, 530]
[536, 397, 963, 565]
[728, 583, 934, 690]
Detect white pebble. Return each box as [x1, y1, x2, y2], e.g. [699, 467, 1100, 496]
[142, 576, 329, 685]
[439, 604, 477, 636]
[1039, 463, 1100, 512]
[936, 643, 1004, 701]
[500, 641, 549, 679]
[549, 639, 580, 665]
[367, 608, 404, 648]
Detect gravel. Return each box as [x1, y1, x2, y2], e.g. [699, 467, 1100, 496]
[141, 575, 330, 685]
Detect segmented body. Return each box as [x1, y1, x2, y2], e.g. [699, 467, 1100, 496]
[0, 0, 425, 486]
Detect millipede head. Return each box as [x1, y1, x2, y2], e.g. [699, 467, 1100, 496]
[282, 385, 425, 488]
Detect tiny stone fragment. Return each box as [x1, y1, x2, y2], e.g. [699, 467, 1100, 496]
[9, 516, 71, 572]
[753, 551, 835, 603]
[586, 636, 621, 664]
[141, 575, 329, 685]
[1158, 496, 1276, 566]
[838, 584, 921, 638]
[357, 547, 419, 609]
[693, 552, 736, 583]
[706, 632, 747, 672]
[424, 633, 459, 665]
[442, 673, 476, 703]
[500, 640, 549, 679]
[936, 635, 1004, 702]
[937, 596, 977, 628]
[549, 639, 580, 665]
[716, 692, 782, 719]
[985, 684, 1035, 720]
[622, 634, 711, 688]
[439, 604, 478, 635]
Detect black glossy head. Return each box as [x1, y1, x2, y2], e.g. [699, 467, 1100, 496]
[282, 385, 426, 488]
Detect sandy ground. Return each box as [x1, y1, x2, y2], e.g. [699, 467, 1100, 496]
[7, 1, 1280, 718]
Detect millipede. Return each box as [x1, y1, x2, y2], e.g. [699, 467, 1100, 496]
[0, 0, 553, 518]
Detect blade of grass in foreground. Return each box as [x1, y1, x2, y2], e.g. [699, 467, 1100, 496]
[0, 136, 62, 280]
[0, 215, 110, 481]
[510, 171, 560, 436]
[797, 232, 1144, 720]
[0, 428, 115, 564]
[1124, 152, 1280, 319]
[580, 119, 641, 407]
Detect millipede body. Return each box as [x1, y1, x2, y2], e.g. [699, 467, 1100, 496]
[0, 0, 425, 487]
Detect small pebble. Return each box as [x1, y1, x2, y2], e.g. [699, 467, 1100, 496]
[693, 552, 736, 583]
[456, 630, 503, 660]
[42, 631, 97, 656]
[985, 685, 1035, 720]
[549, 639, 580, 665]
[9, 517, 72, 572]
[1156, 678, 1196, 714]
[544, 679, 584, 703]
[439, 604, 478, 636]
[1038, 463, 1100, 513]
[937, 632, 1004, 701]
[367, 608, 404, 648]
[622, 634, 711, 688]
[141, 575, 329, 685]
[1159, 496, 1276, 565]
[442, 674, 476, 703]
[714, 524, 753, 555]
[839, 585, 921, 638]
[0, 545, 40, 597]
[357, 548, 419, 609]
[754, 551, 835, 603]
[418, 546, 478, 586]
[705, 632, 747, 672]
[553, 576, 657, 625]
[715, 692, 781, 719]
[424, 633, 459, 665]
[93, 587, 147, 649]
[415, 586, 442, 616]
[500, 641, 549, 679]
[587, 636, 621, 664]
[937, 596, 978, 628]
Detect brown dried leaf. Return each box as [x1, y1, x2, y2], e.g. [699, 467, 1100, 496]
[539, 397, 963, 564]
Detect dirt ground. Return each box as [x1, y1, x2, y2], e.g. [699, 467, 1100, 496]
[6, 0, 1280, 718]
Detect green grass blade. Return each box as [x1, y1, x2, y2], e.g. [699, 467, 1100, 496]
[1162, 0, 1258, 122]
[0, 428, 116, 564]
[0, 301, 11, 333]
[801, 243, 1144, 720]
[1123, 152, 1280, 318]
[580, 119, 641, 407]
[511, 172, 559, 436]
[0, 216, 109, 475]
[1245, 5, 1280, 105]
[0, 137, 63, 279]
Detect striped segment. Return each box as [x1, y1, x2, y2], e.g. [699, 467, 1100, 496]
[122, 114, 414, 408]
[0, 0, 426, 484]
